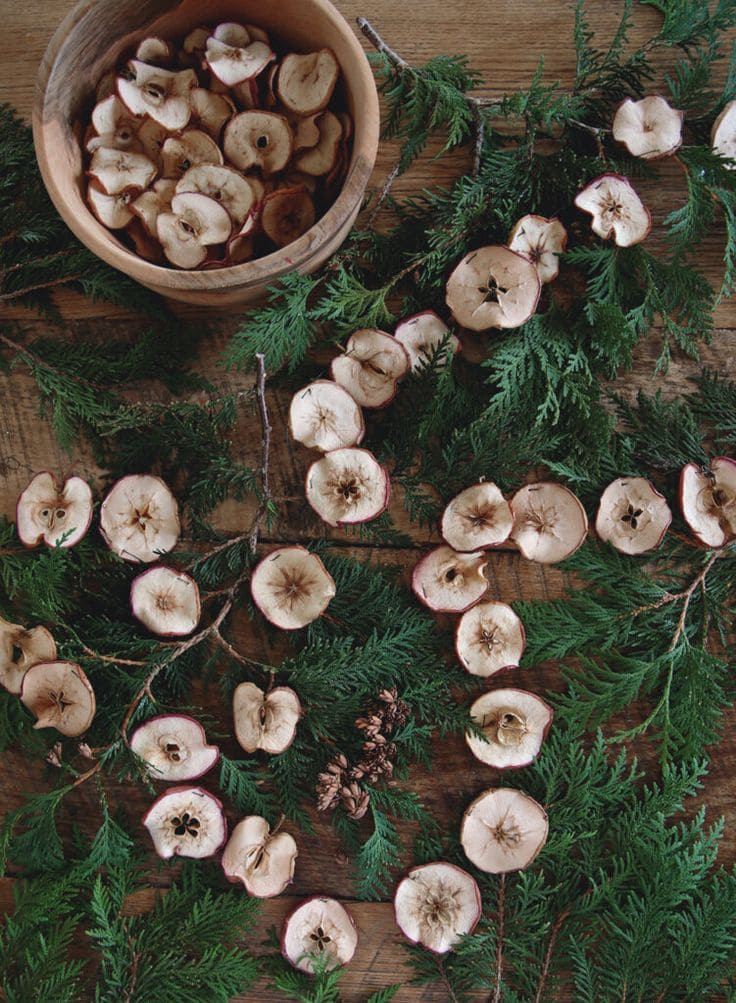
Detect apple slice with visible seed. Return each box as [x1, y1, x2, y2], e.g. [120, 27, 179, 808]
[261, 188, 315, 246]
[142, 786, 227, 859]
[460, 788, 548, 873]
[510, 482, 588, 564]
[233, 681, 302, 754]
[131, 178, 177, 236]
[574, 173, 651, 247]
[278, 49, 339, 115]
[16, 471, 93, 549]
[250, 546, 336, 631]
[100, 474, 180, 563]
[130, 714, 219, 781]
[130, 566, 201, 636]
[508, 215, 568, 284]
[446, 245, 541, 331]
[222, 816, 298, 898]
[394, 862, 481, 954]
[87, 183, 135, 228]
[441, 482, 513, 551]
[0, 617, 56, 696]
[294, 111, 342, 176]
[680, 457, 736, 547]
[466, 688, 553, 768]
[330, 328, 410, 408]
[117, 61, 197, 131]
[305, 447, 390, 527]
[394, 311, 460, 371]
[21, 660, 95, 736]
[595, 477, 672, 555]
[88, 147, 157, 195]
[455, 600, 525, 677]
[289, 380, 364, 452]
[281, 897, 358, 973]
[412, 546, 488, 613]
[161, 129, 223, 179]
[157, 192, 233, 269]
[224, 111, 293, 174]
[206, 36, 274, 87]
[87, 95, 143, 154]
[177, 164, 255, 225]
[712, 101, 736, 167]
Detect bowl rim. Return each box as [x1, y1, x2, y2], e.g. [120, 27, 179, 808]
[32, 0, 380, 290]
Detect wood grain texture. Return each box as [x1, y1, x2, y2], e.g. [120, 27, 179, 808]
[2, 1, 736, 1001]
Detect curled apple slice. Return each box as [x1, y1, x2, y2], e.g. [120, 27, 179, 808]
[135, 37, 174, 66]
[189, 87, 234, 139]
[680, 457, 736, 547]
[21, 660, 95, 736]
[574, 174, 651, 247]
[131, 178, 177, 236]
[261, 188, 315, 247]
[117, 61, 197, 131]
[176, 165, 255, 225]
[277, 49, 340, 115]
[455, 600, 525, 677]
[224, 111, 292, 174]
[289, 380, 364, 452]
[394, 311, 459, 371]
[205, 36, 274, 87]
[87, 184, 135, 228]
[508, 215, 567, 285]
[87, 95, 143, 153]
[460, 788, 548, 873]
[233, 681, 301, 754]
[412, 546, 487, 613]
[510, 482, 588, 564]
[130, 714, 219, 781]
[157, 192, 232, 269]
[441, 482, 513, 551]
[250, 546, 336, 630]
[88, 147, 156, 195]
[330, 329, 410, 408]
[294, 111, 342, 176]
[305, 447, 390, 527]
[446, 246, 541, 331]
[16, 471, 93, 549]
[0, 617, 56, 696]
[393, 862, 481, 954]
[595, 477, 671, 555]
[161, 129, 223, 179]
[465, 688, 552, 768]
[222, 815, 298, 897]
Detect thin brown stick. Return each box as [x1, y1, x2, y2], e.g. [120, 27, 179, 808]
[356, 16, 410, 70]
[0, 275, 81, 302]
[628, 550, 720, 650]
[533, 908, 571, 1003]
[434, 955, 460, 1003]
[80, 644, 147, 667]
[0, 249, 76, 278]
[212, 627, 275, 674]
[250, 352, 272, 554]
[368, 160, 401, 225]
[472, 104, 485, 176]
[492, 874, 506, 1003]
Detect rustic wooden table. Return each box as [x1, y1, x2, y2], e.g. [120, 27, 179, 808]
[1, 1, 736, 1000]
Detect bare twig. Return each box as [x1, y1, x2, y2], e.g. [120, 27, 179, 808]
[434, 955, 460, 1003]
[367, 160, 401, 225]
[0, 275, 81, 302]
[472, 104, 485, 176]
[533, 908, 571, 1003]
[356, 16, 410, 70]
[80, 644, 147, 668]
[492, 874, 506, 1003]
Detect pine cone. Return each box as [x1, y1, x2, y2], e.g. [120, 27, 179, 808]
[316, 753, 350, 812]
[341, 781, 370, 820]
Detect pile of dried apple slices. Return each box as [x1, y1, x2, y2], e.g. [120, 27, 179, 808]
[84, 22, 351, 268]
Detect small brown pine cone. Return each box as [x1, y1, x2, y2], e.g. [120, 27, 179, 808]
[342, 781, 370, 820]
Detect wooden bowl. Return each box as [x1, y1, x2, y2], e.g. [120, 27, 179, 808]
[33, 0, 379, 306]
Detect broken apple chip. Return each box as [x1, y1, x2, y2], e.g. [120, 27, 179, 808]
[330, 329, 410, 408]
[508, 215, 567, 284]
[0, 617, 56, 696]
[446, 245, 541, 331]
[595, 476, 672, 555]
[680, 457, 736, 548]
[574, 174, 651, 247]
[142, 785, 227, 859]
[205, 35, 274, 87]
[222, 815, 298, 898]
[278, 49, 339, 115]
[250, 546, 336, 631]
[305, 447, 390, 527]
[412, 546, 488, 613]
[612, 95, 684, 160]
[465, 688, 553, 769]
[294, 111, 343, 176]
[510, 482, 588, 564]
[100, 474, 180, 563]
[87, 184, 135, 228]
[131, 178, 177, 235]
[441, 482, 513, 551]
[233, 681, 301, 754]
[455, 600, 526, 678]
[161, 129, 223, 178]
[393, 862, 481, 954]
[130, 566, 201, 636]
[224, 111, 293, 174]
[130, 714, 219, 781]
[261, 188, 315, 247]
[20, 660, 95, 736]
[16, 471, 93, 549]
[157, 191, 232, 269]
[460, 787, 548, 873]
[176, 164, 255, 225]
[712, 100, 736, 167]
[394, 311, 460, 371]
[117, 61, 197, 131]
[88, 147, 156, 196]
[281, 897, 358, 973]
[289, 380, 364, 452]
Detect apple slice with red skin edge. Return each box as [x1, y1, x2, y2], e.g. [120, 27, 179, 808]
[460, 788, 548, 873]
[277, 49, 340, 115]
[574, 173, 651, 247]
[250, 546, 336, 631]
[394, 311, 460, 371]
[176, 164, 255, 226]
[87, 95, 143, 153]
[261, 188, 315, 247]
[189, 88, 234, 139]
[20, 660, 95, 736]
[441, 482, 513, 551]
[142, 785, 227, 859]
[157, 192, 233, 269]
[117, 62, 197, 131]
[412, 546, 488, 614]
[224, 111, 293, 174]
[100, 474, 180, 563]
[595, 477, 672, 555]
[131, 178, 177, 236]
[232, 77, 261, 110]
[446, 245, 541, 331]
[222, 816, 298, 898]
[130, 566, 201, 637]
[393, 862, 481, 954]
[508, 215, 568, 285]
[510, 482, 588, 564]
[264, 62, 280, 109]
[130, 714, 219, 782]
[0, 617, 56, 696]
[87, 183, 135, 229]
[612, 95, 684, 160]
[288, 380, 364, 452]
[281, 897, 358, 973]
[137, 118, 168, 166]
[135, 36, 174, 66]
[161, 129, 223, 179]
[712, 101, 736, 167]
[206, 37, 274, 88]
[88, 147, 157, 196]
[305, 448, 390, 527]
[330, 328, 410, 408]
[680, 457, 736, 547]
[466, 688, 553, 769]
[294, 111, 342, 176]
[16, 471, 93, 549]
[233, 681, 302, 754]
[455, 600, 526, 678]
[228, 229, 255, 264]
[125, 217, 166, 264]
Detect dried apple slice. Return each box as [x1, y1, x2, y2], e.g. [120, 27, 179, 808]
[595, 477, 672, 555]
[612, 95, 684, 160]
[176, 165, 255, 225]
[330, 329, 410, 408]
[131, 178, 177, 236]
[224, 111, 293, 174]
[190, 87, 234, 138]
[126, 217, 165, 263]
[87, 184, 135, 228]
[412, 546, 488, 613]
[277, 50, 339, 115]
[100, 474, 180, 563]
[0, 617, 56, 695]
[16, 471, 93, 549]
[574, 174, 651, 247]
[510, 482, 588, 564]
[293, 113, 322, 152]
[712, 101, 736, 167]
[87, 95, 143, 153]
[130, 566, 201, 636]
[261, 188, 315, 246]
[233, 681, 301, 754]
[460, 788, 548, 873]
[222, 816, 298, 897]
[20, 661, 95, 736]
[465, 689, 552, 768]
[135, 37, 174, 66]
[142, 786, 227, 859]
[305, 448, 390, 527]
[213, 21, 251, 46]
[393, 862, 481, 954]
[130, 714, 219, 781]
[157, 192, 232, 269]
[250, 546, 336, 631]
[394, 311, 459, 372]
[446, 246, 541, 331]
[441, 482, 513, 551]
[289, 380, 364, 452]
[205, 36, 274, 87]
[680, 458, 736, 547]
[182, 26, 210, 61]
[117, 61, 197, 131]
[455, 600, 525, 678]
[137, 118, 168, 165]
[281, 897, 358, 973]
[294, 111, 343, 176]
[161, 129, 223, 179]
[508, 215, 568, 284]
[88, 147, 157, 195]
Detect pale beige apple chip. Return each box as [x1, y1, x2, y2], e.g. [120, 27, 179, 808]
[205, 35, 274, 87]
[157, 192, 232, 269]
[87, 184, 135, 228]
[86, 95, 143, 153]
[510, 482, 588, 564]
[224, 111, 293, 174]
[189, 88, 234, 138]
[305, 447, 390, 527]
[100, 474, 180, 563]
[135, 37, 174, 66]
[289, 380, 364, 452]
[441, 482, 513, 551]
[142, 786, 226, 859]
[16, 471, 93, 549]
[176, 165, 255, 225]
[117, 62, 197, 131]
[595, 477, 671, 555]
[680, 457, 736, 547]
[278, 50, 340, 115]
[137, 119, 169, 165]
[21, 661, 95, 736]
[412, 546, 487, 613]
[233, 681, 301, 755]
[213, 21, 252, 46]
[330, 329, 410, 408]
[222, 815, 298, 897]
[130, 714, 219, 781]
[0, 617, 56, 695]
[508, 215, 567, 284]
[131, 178, 177, 236]
[712, 100, 736, 167]
[130, 566, 201, 636]
[455, 600, 525, 678]
[161, 129, 223, 179]
[612, 95, 684, 160]
[294, 111, 343, 176]
[446, 246, 541, 331]
[466, 688, 552, 768]
[281, 897, 358, 973]
[261, 189, 316, 247]
[574, 174, 651, 247]
[393, 862, 481, 954]
[293, 113, 322, 152]
[88, 147, 156, 195]
[250, 546, 336, 630]
[394, 311, 459, 371]
[460, 788, 548, 873]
